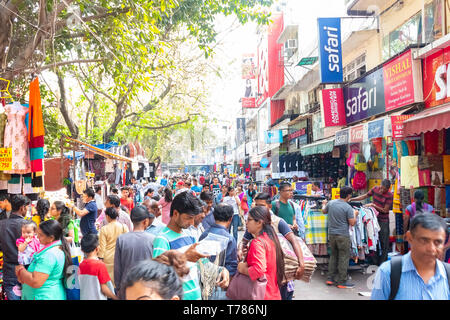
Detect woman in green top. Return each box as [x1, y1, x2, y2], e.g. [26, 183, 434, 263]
[50, 201, 75, 244]
[15, 219, 72, 300]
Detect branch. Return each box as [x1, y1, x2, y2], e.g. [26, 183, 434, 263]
[34, 59, 104, 72]
[130, 117, 192, 130]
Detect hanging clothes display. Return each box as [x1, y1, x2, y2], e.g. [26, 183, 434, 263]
[400, 156, 419, 188]
[0, 101, 10, 182]
[4, 102, 31, 174]
[28, 77, 45, 188]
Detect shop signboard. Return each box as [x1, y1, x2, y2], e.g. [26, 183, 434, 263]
[367, 119, 385, 140]
[335, 129, 349, 146]
[318, 18, 343, 83]
[422, 46, 450, 109]
[321, 88, 346, 126]
[295, 181, 312, 195]
[344, 67, 385, 124]
[236, 118, 246, 146]
[349, 125, 364, 143]
[391, 114, 414, 140]
[264, 130, 283, 144]
[288, 128, 306, 141]
[383, 50, 416, 112]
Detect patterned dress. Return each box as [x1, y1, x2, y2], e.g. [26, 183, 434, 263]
[4, 104, 31, 174]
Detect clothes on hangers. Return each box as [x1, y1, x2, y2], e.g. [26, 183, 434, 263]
[28, 77, 44, 188]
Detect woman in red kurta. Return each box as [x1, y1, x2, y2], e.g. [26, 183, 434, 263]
[237, 206, 284, 300]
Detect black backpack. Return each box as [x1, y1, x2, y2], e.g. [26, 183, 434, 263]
[389, 255, 450, 300]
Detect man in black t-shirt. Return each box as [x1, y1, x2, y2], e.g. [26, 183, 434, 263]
[69, 188, 98, 236]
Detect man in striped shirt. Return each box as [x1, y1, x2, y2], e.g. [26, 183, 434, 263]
[152, 191, 229, 300]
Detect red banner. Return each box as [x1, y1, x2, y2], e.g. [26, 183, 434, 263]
[423, 46, 450, 109]
[383, 50, 415, 112]
[322, 88, 346, 126]
[391, 115, 414, 140]
[288, 128, 306, 141]
[349, 125, 364, 143]
[242, 97, 256, 108]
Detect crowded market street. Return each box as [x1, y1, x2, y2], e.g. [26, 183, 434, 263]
[0, 0, 449, 304]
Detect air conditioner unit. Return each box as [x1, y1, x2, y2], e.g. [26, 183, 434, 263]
[285, 39, 297, 49]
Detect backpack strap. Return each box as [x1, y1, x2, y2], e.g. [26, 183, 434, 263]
[443, 262, 450, 289]
[389, 255, 403, 300]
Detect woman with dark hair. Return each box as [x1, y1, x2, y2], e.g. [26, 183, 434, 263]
[32, 199, 50, 226]
[98, 207, 128, 285]
[237, 206, 284, 300]
[158, 187, 173, 225]
[222, 186, 241, 241]
[404, 189, 435, 232]
[50, 201, 75, 244]
[16, 219, 72, 300]
[124, 250, 188, 300]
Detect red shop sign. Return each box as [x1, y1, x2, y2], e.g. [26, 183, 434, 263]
[391, 115, 414, 140]
[322, 88, 346, 126]
[423, 46, 450, 109]
[349, 125, 364, 143]
[288, 128, 306, 141]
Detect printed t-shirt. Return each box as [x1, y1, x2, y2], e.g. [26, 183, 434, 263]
[271, 200, 295, 225]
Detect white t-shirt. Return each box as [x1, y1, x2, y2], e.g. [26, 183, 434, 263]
[95, 193, 104, 210]
[222, 196, 239, 215]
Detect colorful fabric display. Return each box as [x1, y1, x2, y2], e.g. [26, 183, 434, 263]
[418, 169, 431, 186]
[305, 210, 328, 245]
[443, 155, 450, 184]
[400, 156, 419, 189]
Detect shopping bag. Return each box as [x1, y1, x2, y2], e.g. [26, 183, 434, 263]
[225, 272, 267, 300]
[66, 243, 82, 300]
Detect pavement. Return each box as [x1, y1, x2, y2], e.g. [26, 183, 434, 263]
[237, 229, 377, 300]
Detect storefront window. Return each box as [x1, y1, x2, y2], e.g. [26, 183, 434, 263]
[424, 0, 443, 44]
[389, 11, 422, 57]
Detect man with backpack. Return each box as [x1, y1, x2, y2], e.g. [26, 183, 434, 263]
[271, 182, 304, 238]
[371, 213, 449, 300]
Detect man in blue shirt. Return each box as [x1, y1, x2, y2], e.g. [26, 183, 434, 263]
[200, 191, 215, 231]
[159, 174, 168, 187]
[191, 178, 203, 195]
[70, 188, 98, 236]
[199, 203, 237, 300]
[371, 213, 450, 300]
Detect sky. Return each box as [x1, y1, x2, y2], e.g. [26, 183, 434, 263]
[206, 0, 347, 133]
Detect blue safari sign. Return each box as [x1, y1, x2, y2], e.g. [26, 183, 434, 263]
[318, 18, 343, 83]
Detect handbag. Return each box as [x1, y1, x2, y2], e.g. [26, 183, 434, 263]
[66, 242, 82, 300]
[226, 239, 268, 300]
[240, 196, 249, 212]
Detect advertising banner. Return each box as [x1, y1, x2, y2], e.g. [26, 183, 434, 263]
[236, 118, 246, 146]
[335, 129, 349, 146]
[422, 46, 450, 109]
[349, 125, 364, 143]
[322, 88, 346, 126]
[391, 114, 414, 140]
[264, 130, 283, 144]
[344, 67, 385, 124]
[367, 119, 385, 140]
[242, 54, 256, 79]
[318, 18, 343, 83]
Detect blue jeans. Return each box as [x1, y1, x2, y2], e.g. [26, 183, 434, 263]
[209, 287, 229, 300]
[280, 283, 293, 300]
[2, 263, 21, 300]
[231, 215, 240, 242]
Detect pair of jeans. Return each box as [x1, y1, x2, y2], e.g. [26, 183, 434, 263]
[2, 263, 21, 300]
[280, 283, 293, 300]
[209, 287, 229, 300]
[377, 220, 390, 265]
[231, 215, 240, 242]
[327, 234, 351, 285]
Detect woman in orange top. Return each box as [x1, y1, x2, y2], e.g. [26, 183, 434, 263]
[237, 206, 284, 300]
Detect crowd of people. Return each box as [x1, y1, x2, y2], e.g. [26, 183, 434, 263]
[0, 171, 448, 300]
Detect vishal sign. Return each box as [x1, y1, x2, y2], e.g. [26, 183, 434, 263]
[318, 18, 343, 83]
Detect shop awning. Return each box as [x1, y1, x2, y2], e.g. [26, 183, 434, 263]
[300, 136, 335, 156]
[402, 104, 450, 137]
[64, 136, 134, 162]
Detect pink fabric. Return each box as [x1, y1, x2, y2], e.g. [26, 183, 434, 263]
[246, 232, 281, 300]
[16, 236, 41, 254]
[4, 104, 31, 174]
[158, 198, 172, 225]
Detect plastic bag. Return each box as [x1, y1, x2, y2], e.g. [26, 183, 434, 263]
[196, 233, 229, 256]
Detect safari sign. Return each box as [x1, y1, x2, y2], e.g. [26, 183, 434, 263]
[318, 18, 343, 83]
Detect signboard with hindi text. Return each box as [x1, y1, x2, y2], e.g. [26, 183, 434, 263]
[0, 148, 12, 171]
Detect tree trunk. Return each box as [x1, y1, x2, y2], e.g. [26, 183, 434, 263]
[57, 72, 79, 138]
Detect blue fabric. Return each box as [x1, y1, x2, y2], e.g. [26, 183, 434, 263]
[446, 186, 450, 209]
[371, 252, 450, 300]
[80, 201, 98, 236]
[145, 224, 165, 236]
[230, 215, 240, 242]
[199, 224, 238, 276]
[201, 210, 215, 232]
[191, 185, 202, 193]
[215, 193, 223, 205]
[160, 178, 167, 187]
[66, 256, 81, 300]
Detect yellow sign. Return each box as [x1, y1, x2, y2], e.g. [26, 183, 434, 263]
[85, 172, 95, 178]
[332, 188, 340, 200]
[306, 184, 312, 196]
[0, 148, 12, 171]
